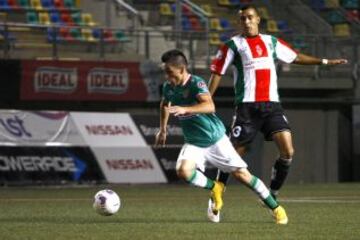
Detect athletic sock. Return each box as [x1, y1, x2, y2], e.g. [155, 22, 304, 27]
[270, 158, 291, 193]
[187, 169, 214, 190]
[249, 175, 278, 209]
[216, 169, 230, 185]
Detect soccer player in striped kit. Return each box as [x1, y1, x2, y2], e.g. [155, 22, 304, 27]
[156, 49, 288, 224]
[207, 5, 348, 222]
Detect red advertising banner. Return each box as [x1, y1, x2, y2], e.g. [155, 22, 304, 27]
[20, 60, 149, 101]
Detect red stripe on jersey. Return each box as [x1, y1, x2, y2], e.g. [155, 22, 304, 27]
[210, 44, 229, 75]
[245, 36, 268, 58]
[255, 69, 270, 101]
[277, 38, 298, 54]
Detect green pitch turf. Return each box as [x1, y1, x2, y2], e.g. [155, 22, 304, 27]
[0, 183, 359, 240]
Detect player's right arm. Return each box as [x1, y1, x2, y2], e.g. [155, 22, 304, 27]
[155, 99, 170, 147]
[209, 42, 235, 96]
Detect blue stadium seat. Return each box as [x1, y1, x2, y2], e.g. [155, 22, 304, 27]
[50, 11, 61, 25]
[0, 0, 10, 10]
[41, 0, 55, 10]
[311, 0, 326, 11]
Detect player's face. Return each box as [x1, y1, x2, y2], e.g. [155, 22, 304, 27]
[238, 8, 260, 37]
[163, 64, 184, 86]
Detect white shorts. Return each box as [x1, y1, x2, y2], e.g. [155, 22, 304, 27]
[176, 135, 248, 173]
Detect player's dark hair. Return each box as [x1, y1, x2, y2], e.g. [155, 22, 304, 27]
[161, 49, 188, 67]
[239, 5, 259, 16]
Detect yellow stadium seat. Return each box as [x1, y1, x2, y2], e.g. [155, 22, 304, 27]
[81, 28, 97, 42]
[325, 0, 340, 8]
[209, 33, 221, 45]
[82, 13, 96, 26]
[210, 18, 223, 30]
[218, 0, 231, 7]
[159, 3, 173, 16]
[39, 12, 51, 25]
[258, 7, 270, 20]
[266, 19, 279, 33]
[333, 23, 351, 37]
[30, 0, 43, 10]
[201, 4, 213, 17]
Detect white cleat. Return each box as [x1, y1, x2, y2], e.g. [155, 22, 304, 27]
[207, 198, 220, 223]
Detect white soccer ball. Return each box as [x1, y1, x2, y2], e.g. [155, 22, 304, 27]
[93, 189, 121, 216]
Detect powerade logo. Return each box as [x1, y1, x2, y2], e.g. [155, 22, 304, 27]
[0, 116, 32, 137]
[87, 68, 129, 94]
[34, 67, 78, 93]
[0, 156, 76, 172]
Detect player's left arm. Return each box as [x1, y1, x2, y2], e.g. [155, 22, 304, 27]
[168, 93, 215, 116]
[293, 53, 348, 66]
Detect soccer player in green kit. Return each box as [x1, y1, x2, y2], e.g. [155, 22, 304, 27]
[155, 49, 288, 224]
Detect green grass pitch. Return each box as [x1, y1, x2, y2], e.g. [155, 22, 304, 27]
[0, 183, 359, 240]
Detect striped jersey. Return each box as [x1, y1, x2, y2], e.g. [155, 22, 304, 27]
[211, 34, 297, 104]
[162, 75, 226, 147]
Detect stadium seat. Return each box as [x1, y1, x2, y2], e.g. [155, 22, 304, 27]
[159, 3, 173, 16]
[61, 12, 74, 25]
[30, 0, 43, 10]
[333, 23, 351, 36]
[325, 0, 340, 8]
[64, 0, 75, 8]
[53, 0, 64, 9]
[41, 0, 55, 10]
[341, 0, 359, 9]
[201, 4, 213, 17]
[59, 27, 73, 41]
[39, 12, 51, 25]
[209, 32, 221, 45]
[311, 0, 326, 11]
[189, 16, 202, 31]
[82, 13, 96, 26]
[277, 20, 292, 33]
[219, 18, 231, 30]
[26, 11, 39, 24]
[69, 27, 82, 40]
[210, 18, 223, 30]
[8, 0, 21, 10]
[217, 0, 231, 7]
[47, 27, 60, 42]
[346, 9, 360, 22]
[114, 30, 130, 42]
[103, 29, 116, 42]
[50, 11, 61, 25]
[181, 17, 191, 31]
[258, 6, 270, 20]
[181, 4, 193, 17]
[327, 10, 347, 24]
[71, 11, 82, 25]
[266, 19, 279, 33]
[81, 28, 97, 42]
[18, 0, 30, 9]
[0, 0, 10, 10]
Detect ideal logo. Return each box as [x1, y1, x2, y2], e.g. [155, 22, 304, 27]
[0, 116, 32, 137]
[87, 68, 129, 94]
[34, 67, 77, 93]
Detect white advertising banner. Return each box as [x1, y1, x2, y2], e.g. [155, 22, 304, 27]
[70, 112, 146, 147]
[0, 110, 86, 146]
[92, 146, 167, 183]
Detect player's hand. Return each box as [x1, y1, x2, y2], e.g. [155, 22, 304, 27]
[168, 106, 187, 116]
[155, 130, 167, 147]
[328, 59, 348, 65]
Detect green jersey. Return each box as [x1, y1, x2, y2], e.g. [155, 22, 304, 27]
[162, 74, 226, 147]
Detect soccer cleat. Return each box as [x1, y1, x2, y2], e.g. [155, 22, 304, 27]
[272, 205, 288, 224]
[207, 198, 220, 223]
[211, 181, 224, 213]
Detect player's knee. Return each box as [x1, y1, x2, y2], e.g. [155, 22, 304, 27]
[281, 147, 294, 161]
[232, 168, 251, 183]
[176, 167, 192, 180]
